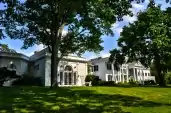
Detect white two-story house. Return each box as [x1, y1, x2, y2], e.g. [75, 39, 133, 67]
[90, 57, 155, 83]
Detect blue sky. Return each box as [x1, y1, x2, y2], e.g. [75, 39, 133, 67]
[0, 0, 170, 59]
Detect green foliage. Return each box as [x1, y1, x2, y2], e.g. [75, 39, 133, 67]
[111, 1, 171, 86]
[85, 75, 94, 82]
[144, 80, 156, 85]
[98, 81, 116, 86]
[0, 67, 19, 86]
[0, 43, 16, 53]
[165, 72, 171, 84]
[1, 0, 135, 87]
[91, 76, 101, 86]
[129, 78, 139, 86]
[12, 74, 43, 86]
[109, 49, 125, 71]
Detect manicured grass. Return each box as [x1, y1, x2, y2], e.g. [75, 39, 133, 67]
[1, 86, 171, 113]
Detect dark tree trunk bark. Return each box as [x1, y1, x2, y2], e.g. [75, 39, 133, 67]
[155, 60, 166, 87]
[51, 43, 58, 88]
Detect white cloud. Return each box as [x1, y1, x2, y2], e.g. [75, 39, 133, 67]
[35, 44, 45, 51]
[123, 16, 137, 23]
[27, 52, 34, 57]
[114, 28, 123, 35]
[83, 52, 98, 60]
[101, 52, 110, 58]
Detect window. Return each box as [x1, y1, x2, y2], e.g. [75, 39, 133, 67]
[108, 75, 112, 81]
[123, 69, 127, 75]
[69, 73, 72, 85]
[94, 65, 98, 72]
[60, 72, 63, 85]
[74, 72, 77, 85]
[35, 64, 39, 70]
[145, 73, 147, 76]
[106, 63, 112, 70]
[65, 66, 72, 71]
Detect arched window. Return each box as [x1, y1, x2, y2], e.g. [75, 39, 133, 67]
[64, 66, 72, 72]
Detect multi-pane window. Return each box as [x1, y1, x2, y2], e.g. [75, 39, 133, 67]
[74, 72, 77, 85]
[60, 72, 63, 85]
[106, 63, 112, 70]
[108, 75, 113, 81]
[69, 73, 72, 85]
[94, 65, 98, 72]
[123, 69, 127, 75]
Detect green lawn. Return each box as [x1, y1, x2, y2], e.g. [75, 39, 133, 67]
[1, 86, 171, 113]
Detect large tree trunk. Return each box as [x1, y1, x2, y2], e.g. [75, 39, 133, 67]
[155, 60, 166, 87]
[51, 43, 58, 88]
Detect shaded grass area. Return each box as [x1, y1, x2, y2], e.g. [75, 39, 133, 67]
[1, 87, 171, 113]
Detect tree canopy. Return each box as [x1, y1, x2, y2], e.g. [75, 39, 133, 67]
[110, 1, 171, 86]
[1, 0, 136, 87]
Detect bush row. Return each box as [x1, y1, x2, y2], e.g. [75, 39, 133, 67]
[85, 75, 156, 86]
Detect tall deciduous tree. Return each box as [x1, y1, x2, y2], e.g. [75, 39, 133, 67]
[113, 1, 171, 86]
[109, 49, 125, 71]
[1, 0, 147, 87]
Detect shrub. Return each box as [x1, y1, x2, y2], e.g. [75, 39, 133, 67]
[129, 78, 139, 86]
[0, 67, 19, 86]
[91, 76, 101, 86]
[144, 80, 156, 85]
[165, 72, 171, 84]
[12, 74, 43, 86]
[99, 81, 116, 86]
[85, 75, 94, 82]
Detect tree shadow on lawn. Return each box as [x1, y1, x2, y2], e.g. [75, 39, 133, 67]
[0, 87, 171, 113]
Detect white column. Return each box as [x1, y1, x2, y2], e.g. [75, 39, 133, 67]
[106, 74, 108, 81]
[137, 68, 139, 81]
[143, 70, 145, 84]
[119, 67, 122, 82]
[139, 69, 142, 83]
[121, 65, 123, 82]
[126, 66, 129, 83]
[133, 68, 136, 81]
[112, 63, 115, 82]
[72, 73, 74, 85]
[62, 72, 65, 85]
[117, 71, 120, 82]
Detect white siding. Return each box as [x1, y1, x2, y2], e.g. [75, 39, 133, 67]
[45, 58, 51, 86]
[0, 58, 28, 75]
[91, 59, 112, 81]
[44, 58, 88, 86]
